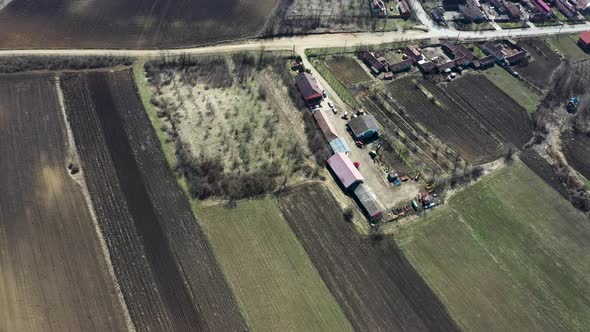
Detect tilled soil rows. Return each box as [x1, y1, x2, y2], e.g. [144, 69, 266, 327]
[0, 0, 277, 49]
[0, 74, 127, 331]
[279, 183, 460, 332]
[563, 132, 590, 179]
[61, 70, 246, 331]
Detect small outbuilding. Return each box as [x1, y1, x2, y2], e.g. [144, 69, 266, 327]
[330, 137, 352, 154]
[313, 109, 339, 142]
[348, 115, 380, 140]
[328, 153, 364, 190]
[579, 31, 590, 51]
[353, 183, 385, 221]
[295, 72, 323, 106]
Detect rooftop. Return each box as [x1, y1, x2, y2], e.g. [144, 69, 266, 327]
[295, 72, 322, 101]
[313, 109, 339, 142]
[348, 115, 380, 137]
[328, 153, 364, 189]
[580, 31, 590, 45]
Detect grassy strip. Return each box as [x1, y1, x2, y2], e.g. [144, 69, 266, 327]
[548, 34, 590, 62]
[396, 161, 590, 331]
[311, 59, 359, 108]
[482, 66, 542, 114]
[497, 21, 528, 29]
[132, 61, 190, 193]
[197, 198, 353, 332]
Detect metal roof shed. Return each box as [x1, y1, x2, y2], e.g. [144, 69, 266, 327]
[313, 109, 339, 142]
[329, 137, 351, 154]
[328, 153, 364, 190]
[348, 115, 380, 140]
[353, 183, 385, 220]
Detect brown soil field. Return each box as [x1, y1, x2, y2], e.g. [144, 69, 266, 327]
[279, 183, 460, 332]
[61, 70, 246, 331]
[563, 132, 590, 179]
[0, 74, 127, 331]
[516, 40, 562, 89]
[0, 0, 277, 49]
[326, 57, 372, 86]
[446, 75, 533, 149]
[520, 149, 570, 199]
[388, 76, 504, 164]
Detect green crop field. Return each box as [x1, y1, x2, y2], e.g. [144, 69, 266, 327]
[396, 161, 590, 331]
[197, 198, 353, 332]
[482, 67, 542, 114]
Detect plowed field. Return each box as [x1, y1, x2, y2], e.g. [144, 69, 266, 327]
[61, 70, 246, 331]
[0, 0, 277, 49]
[279, 183, 459, 332]
[389, 75, 533, 164]
[0, 74, 127, 331]
[563, 132, 590, 179]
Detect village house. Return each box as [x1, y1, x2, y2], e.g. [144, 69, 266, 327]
[363, 52, 390, 74]
[505, 2, 523, 20]
[417, 59, 436, 74]
[348, 115, 380, 140]
[505, 50, 528, 65]
[442, 43, 475, 65]
[388, 58, 413, 73]
[556, 0, 577, 18]
[460, 0, 486, 22]
[370, 0, 387, 17]
[295, 72, 323, 106]
[579, 31, 590, 51]
[531, 0, 552, 15]
[398, 0, 412, 16]
[472, 55, 496, 69]
[573, 0, 590, 14]
[482, 42, 505, 60]
[328, 153, 364, 190]
[404, 45, 423, 62]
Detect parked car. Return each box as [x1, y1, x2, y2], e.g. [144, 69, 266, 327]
[322, 90, 327, 98]
[327, 101, 334, 108]
[332, 107, 338, 114]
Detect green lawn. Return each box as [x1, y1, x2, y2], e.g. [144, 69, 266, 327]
[482, 66, 542, 113]
[497, 21, 528, 29]
[396, 161, 590, 331]
[198, 198, 353, 332]
[548, 34, 590, 62]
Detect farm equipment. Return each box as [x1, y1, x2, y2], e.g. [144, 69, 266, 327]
[388, 172, 403, 186]
[411, 201, 419, 211]
[342, 112, 349, 120]
[369, 150, 378, 159]
[567, 97, 579, 114]
[355, 141, 364, 148]
[353, 161, 361, 169]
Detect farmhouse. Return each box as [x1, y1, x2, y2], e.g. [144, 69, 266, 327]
[473, 55, 496, 69]
[388, 58, 413, 73]
[491, 0, 506, 13]
[295, 72, 323, 106]
[579, 31, 590, 50]
[417, 59, 436, 74]
[505, 50, 528, 65]
[505, 2, 523, 19]
[482, 42, 505, 60]
[328, 153, 364, 190]
[437, 60, 457, 72]
[442, 43, 475, 63]
[460, 0, 486, 22]
[314, 109, 340, 142]
[370, 0, 387, 16]
[398, 0, 412, 16]
[556, 0, 577, 17]
[363, 52, 389, 74]
[348, 115, 380, 140]
[353, 183, 385, 221]
[531, 0, 552, 14]
[573, 0, 590, 13]
[404, 46, 424, 62]
[330, 137, 351, 154]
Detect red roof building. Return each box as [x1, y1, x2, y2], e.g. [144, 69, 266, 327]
[531, 0, 552, 14]
[579, 31, 590, 49]
[328, 153, 364, 190]
[295, 72, 323, 106]
[313, 109, 340, 142]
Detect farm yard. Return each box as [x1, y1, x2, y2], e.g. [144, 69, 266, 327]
[143, 53, 321, 201]
[0, 0, 278, 48]
[198, 198, 353, 331]
[396, 161, 590, 331]
[549, 34, 590, 62]
[61, 70, 247, 331]
[0, 74, 128, 331]
[279, 183, 459, 332]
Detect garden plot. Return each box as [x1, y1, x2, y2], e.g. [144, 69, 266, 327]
[516, 40, 562, 89]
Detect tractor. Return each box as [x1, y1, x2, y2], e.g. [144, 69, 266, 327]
[566, 97, 579, 114]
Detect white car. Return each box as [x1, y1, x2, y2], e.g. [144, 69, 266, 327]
[327, 101, 334, 108]
[332, 108, 338, 115]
